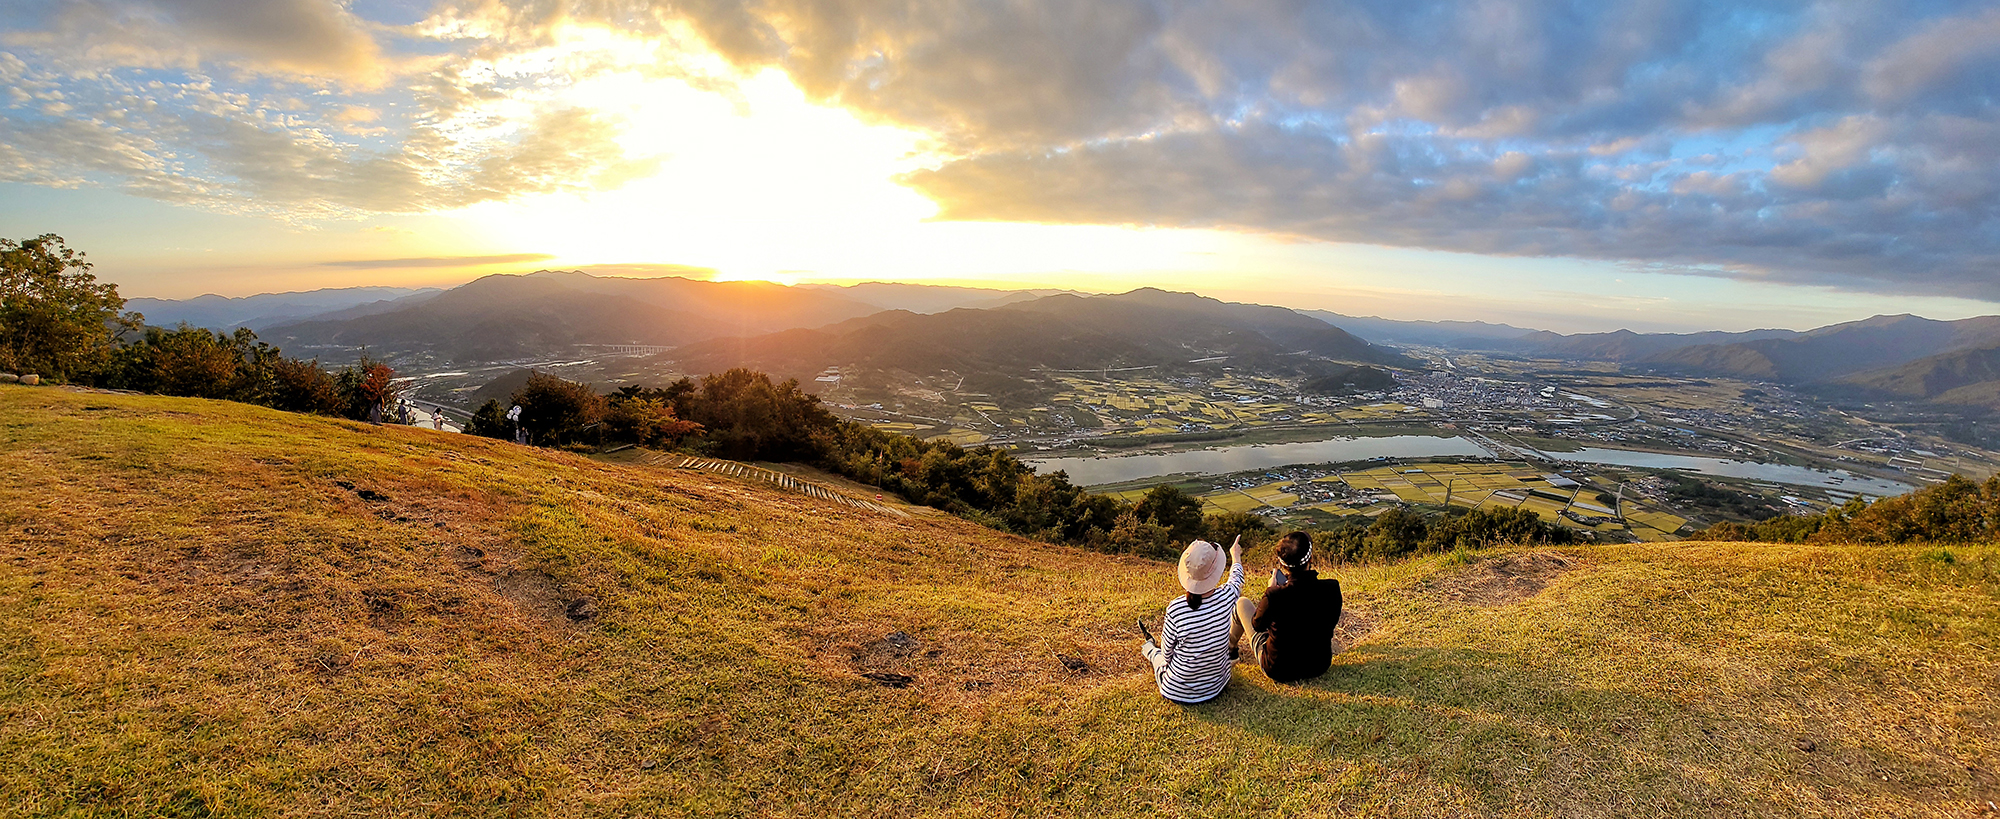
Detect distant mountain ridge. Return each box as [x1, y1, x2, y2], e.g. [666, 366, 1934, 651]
[1304, 311, 1539, 347]
[181, 275, 1094, 361]
[268, 272, 881, 360]
[1512, 328, 1801, 362]
[797, 282, 1082, 314]
[669, 288, 1413, 384]
[1648, 314, 2000, 383]
[126, 287, 441, 331]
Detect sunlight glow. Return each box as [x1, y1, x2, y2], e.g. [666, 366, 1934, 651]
[441, 26, 1246, 286]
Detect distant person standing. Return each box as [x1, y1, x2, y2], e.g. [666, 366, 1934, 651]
[367, 400, 383, 425]
[1139, 536, 1246, 704]
[1231, 531, 1343, 683]
[432, 407, 445, 430]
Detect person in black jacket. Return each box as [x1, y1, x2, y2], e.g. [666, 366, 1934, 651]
[1230, 531, 1343, 683]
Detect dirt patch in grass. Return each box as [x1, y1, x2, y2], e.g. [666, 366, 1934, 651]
[1332, 607, 1378, 652]
[1419, 550, 1578, 607]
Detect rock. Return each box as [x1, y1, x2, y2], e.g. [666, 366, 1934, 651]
[862, 672, 914, 688]
[0, 374, 16, 383]
[356, 489, 388, 502]
[1057, 654, 1091, 674]
[18, 374, 36, 385]
[564, 598, 599, 621]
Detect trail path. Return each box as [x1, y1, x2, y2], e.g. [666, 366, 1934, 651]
[641, 453, 909, 516]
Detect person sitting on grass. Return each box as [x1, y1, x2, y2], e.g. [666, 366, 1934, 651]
[1138, 536, 1245, 704]
[1230, 530, 1343, 683]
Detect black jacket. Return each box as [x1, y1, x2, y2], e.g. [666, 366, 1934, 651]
[1250, 568, 1342, 683]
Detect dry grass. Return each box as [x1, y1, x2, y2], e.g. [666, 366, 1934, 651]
[2, 385, 1996, 817]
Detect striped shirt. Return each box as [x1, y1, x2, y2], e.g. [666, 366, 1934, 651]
[1143, 561, 1245, 703]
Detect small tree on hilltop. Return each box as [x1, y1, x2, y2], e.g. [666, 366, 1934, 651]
[0, 234, 140, 381]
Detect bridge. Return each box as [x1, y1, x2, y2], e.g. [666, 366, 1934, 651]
[581, 344, 676, 356]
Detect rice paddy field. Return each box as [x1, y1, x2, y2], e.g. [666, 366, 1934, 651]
[1194, 462, 1691, 539]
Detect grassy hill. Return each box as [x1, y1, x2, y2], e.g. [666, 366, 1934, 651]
[3, 385, 1996, 816]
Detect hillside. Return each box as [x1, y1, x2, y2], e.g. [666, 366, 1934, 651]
[671, 288, 1412, 383]
[1839, 344, 2000, 409]
[126, 287, 440, 332]
[1507, 328, 1800, 362]
[1304, 310, 1538, 348]
[3, 386, 1996, 816]
[798, 282, 1078, 314]
[268, 272, 879, 361]
[1649, 314, 2000, 383]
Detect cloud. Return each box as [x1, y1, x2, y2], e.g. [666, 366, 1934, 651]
[0, 44, 648, 217]
[2, 0, 1997, 301]
[623, 0, 2000, 300]
[3, 0, 387, 82]
[316, 253, 556, 269]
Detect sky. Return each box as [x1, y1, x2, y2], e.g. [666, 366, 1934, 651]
[1, 0, 1997, 333]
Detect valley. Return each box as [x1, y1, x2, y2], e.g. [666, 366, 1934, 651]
[137, 272, 2000, 541]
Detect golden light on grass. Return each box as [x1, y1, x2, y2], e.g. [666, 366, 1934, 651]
[3, 385, 1995, 815]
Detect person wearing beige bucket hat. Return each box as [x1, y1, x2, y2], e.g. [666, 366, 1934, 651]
[1138, 535, 1246, 704]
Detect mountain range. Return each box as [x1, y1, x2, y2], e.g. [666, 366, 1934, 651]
[134, 274, 2000, 408]
[668, 288, 1412, 386]
[126, 287, 441, 331]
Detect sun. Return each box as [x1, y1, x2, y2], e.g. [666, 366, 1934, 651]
[435, 24, 1251, 289]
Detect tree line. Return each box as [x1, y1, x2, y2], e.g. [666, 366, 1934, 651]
[1, 234, 401, 421]
[472, 367, 1582, 560]
[1699, 474, 2000, 544]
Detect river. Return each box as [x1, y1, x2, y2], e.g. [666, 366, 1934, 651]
[1552, 447, 1914, 496]
[1024, 434, 1487, 485]
[1026, 434, 1916, 497]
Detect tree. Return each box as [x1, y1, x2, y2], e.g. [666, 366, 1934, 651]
[0, 234, 139, 381]
[335, 357, 400, 421]
[263, 356, 344, 415]
[604, 395, 702, 447]
[1106, 508, 1175, 559]
[1203, 510, 1274, 549]
[511, 372, 606, 446]
[1135, 484, 1207, 545]
[464, 399, 512, 440]
[664, 368, 838, 460]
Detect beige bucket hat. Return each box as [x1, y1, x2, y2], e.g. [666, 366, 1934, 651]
[1177, 539, 1226, 595]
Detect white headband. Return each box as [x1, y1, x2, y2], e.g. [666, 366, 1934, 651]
[1282, 543, 1312, 568]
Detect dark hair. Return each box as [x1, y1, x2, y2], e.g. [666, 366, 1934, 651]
[1276, 531, 1312, 568]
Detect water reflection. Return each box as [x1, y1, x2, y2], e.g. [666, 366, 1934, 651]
[1554, 448, 1914, 496]
[1026, 434, 1917, 498]
[1025, 434, 1486, 486]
